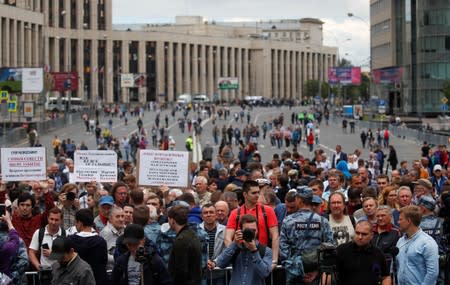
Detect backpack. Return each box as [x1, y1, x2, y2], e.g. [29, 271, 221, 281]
[38, 226, 66, 255]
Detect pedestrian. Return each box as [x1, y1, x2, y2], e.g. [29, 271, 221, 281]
[49, 237, 95, 285]
[360, 130, 367, 148]
[386, 145, 398, 174]
[307, 131, 314, 152]
[342, 119, 347, 133]
[314, 126, 320, 145]
[28, 127, 38, 147]
[396, 205, 439, 285]
[168, 205, 202, 285]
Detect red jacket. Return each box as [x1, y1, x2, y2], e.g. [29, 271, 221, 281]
[12, 191, 54, 247]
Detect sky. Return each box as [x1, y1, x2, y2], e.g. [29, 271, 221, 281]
[112, 0, 370, 68]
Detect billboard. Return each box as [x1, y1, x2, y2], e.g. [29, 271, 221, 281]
[0, 68, 22, 93]
[372, 67, 403, 84]
[328, 67, 361, 86]
[22, 68, 43, 93]
[218, 77, 239, 90]
[121, 73, 146, 88]
[48, 72, 78, 92]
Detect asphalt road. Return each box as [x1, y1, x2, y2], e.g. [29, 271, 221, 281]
[11, 105, 423, 167]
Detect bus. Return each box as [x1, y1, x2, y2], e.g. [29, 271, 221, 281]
[45, 97, 85, 112]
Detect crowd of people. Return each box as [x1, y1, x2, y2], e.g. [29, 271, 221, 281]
[1, 102, 449, 285]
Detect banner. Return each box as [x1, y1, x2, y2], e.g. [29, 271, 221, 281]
[22, 68, 44, 93]
[1, 147, 47, 181]
[328, 67, 361, 86]
[372, 67, 403, 84]
[121, 73, 147, 88]
[218, 77, 239, 90]
[0, 68, 22, 93]
[74, 150, 118, 182]
[138, 150, 189, 187]
[48, 72, 79, 92]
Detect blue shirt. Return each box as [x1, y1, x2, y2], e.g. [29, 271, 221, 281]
[396, 229, 439, 285]
[216, 242, 272, 285]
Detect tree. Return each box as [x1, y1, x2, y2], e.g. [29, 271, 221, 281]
[441, 81, 450, 102]
[303, 80, 319, 98]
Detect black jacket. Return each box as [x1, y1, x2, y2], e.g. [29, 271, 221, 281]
[69, 233, 108, 285]
[112, 248, 171, 285]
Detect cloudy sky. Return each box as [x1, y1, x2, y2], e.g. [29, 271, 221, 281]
[112, 0, 370, 67]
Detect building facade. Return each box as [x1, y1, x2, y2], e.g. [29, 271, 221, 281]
[371, 0, 450, 115]
[0, 0, 337, 105]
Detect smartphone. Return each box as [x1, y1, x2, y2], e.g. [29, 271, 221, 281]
[42, 243, 49, 250]
[0, 204, 5, 216]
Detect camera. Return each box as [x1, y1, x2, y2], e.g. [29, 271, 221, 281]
[135, 246, 149, 263]
[66, 192, 76, 201]
[242, 228, 256, 242]
[39, 267, 53, 285]
[318, 242, 337, 272]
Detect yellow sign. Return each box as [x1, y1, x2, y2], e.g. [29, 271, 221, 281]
[0, 90, 8, 103]
[7, 96, 17, 113]
[442, 97, 449, 104]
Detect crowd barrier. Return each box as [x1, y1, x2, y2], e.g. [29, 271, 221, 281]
[24, 266, 285, 285]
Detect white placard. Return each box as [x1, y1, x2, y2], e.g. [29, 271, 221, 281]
[138, 150, 189, 187]
[22, 68, 44, 93]
[120, 73, 134, 88]
[74, 150, 118, 182]
[1, 147, 47, 181]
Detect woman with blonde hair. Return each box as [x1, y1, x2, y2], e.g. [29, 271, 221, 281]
[378, 185, 400, 210]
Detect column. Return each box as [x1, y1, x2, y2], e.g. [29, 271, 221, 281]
[222, 47, 228, 101]
[76, 38, 84, 100]
[183, 43, 190, 93]
[192, 44, 198, 93]
[90, 0, 98, 30]
[0, 18, 3, 65]
[176, 43, 182, 95]
[156, 41, 165, 100]
[215, 46, 221, 99]
[18, 22, 24, 66]
[307, 51, 312, 80]
[286, 50, 291, 99]
[105, 0, 113, 31]
[32, 24, 39, 66]
[64, 0, 70, 29]
[314, 52, 319, 80]
[42, 0, 48, 26]
[104, 39, 113, 102]
[279, 50, 285, 99]
[236, 48, 242, 100]
[53, 0, 59, 28]
[167, 42, 174, 102]
[11, 20, 17, 66]
[137, 40, 146, 103]
[120, 41, 129, 103]
[292, 51, 297, 100]
[297, 52, 302, 99]
[273, 50, 278, 99]
[230, 47, 236, 100]
[76, 0, 83, 30]
[263, 47, 272, 100]
[200, 44, 206, 94]
[90, 40, 98, 102]
[207, 45, 214, 96]
[302, 52, 307, 99]
[52, 38, 60, 72]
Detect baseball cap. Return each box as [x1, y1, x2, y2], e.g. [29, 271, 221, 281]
[99, 195, 114, 206]
[413, 178, 433, 189]
[312, 195, 322, 205]
[296, 186, 313, 199]
[433, 165, 442, 172]
[236, 169, 249, 177]
[417, 196, 436, 211]
[122, 224, 145, 245]
[49, 237, 74, 260]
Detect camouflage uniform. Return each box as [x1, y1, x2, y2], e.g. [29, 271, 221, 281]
[280, 209, 333, 284]
[157, 222, 209, 284]
[0, 232, 28, 285]
[420, 215, 445, 254]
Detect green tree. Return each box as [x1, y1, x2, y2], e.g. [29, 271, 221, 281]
[441, 81, 450, 102]
[303, 80, 319, 98]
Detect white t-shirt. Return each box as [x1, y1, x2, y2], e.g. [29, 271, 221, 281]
[29, 226, 63, 268]
[329, 215, 355, 246]
[128, 255, 141, 285]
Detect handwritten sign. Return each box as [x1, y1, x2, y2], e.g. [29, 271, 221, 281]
[138, 150, 189, 187]
[1, 147, 46, 181]
[74, 150, 117, 182]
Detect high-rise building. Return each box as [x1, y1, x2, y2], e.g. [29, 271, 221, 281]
[0, 1, 337, 105]
[371, 0, 450, 115]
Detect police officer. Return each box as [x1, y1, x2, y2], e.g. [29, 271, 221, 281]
[280, 186, 333, 285]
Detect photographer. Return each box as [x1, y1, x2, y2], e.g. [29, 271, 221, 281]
[215, 214, 272, 285]
[0, 209, 19, 283]
[112, 224, 171, 285]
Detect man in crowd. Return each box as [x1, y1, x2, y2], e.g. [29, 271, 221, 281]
[28, 207, 66, 271]
[215, 214, 272, 285]
[195, 176, 211, 207]
[69, 209, 108, 285]
[168, 204, 202, 285]
[100, 205, 125, 270]
[321, 172, 346, 202]
[393, 186, 413, 227]
[396, 205, 439, 284]
[280, 186, 333, 284]
[214, 200, 230, 225]
[94, 195, 114, 232]
[330, 220, 391, 285]
[49, 237, 95, 285]
[225, 180, 279, 270]
[327, 192, 354, 246]
[200, 204, 226, 285]
[112, 224, 171, 285]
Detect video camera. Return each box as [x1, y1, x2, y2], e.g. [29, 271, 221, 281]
[318, 242, 337, 273]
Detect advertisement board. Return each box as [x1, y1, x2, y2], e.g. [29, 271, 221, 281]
[218, 77, 239, 90]
[48, 72, 78, 92]
[328, 67, 361, 86]
[22, 68, 44, 93]
[0, 68, 22, 93]
[121, 73, 147, 88]
[372, 67, 403, 84]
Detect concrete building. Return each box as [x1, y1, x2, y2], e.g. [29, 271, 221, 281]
[0, 0, 337, 106]
[370, 0, 450, 115]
